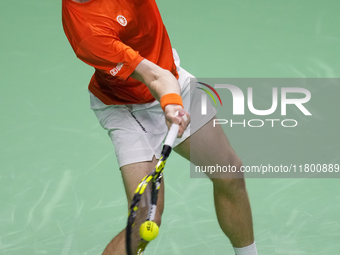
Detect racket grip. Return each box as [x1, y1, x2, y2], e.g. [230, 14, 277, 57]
[164, 124, 179, 147]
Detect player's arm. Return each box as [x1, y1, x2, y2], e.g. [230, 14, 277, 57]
[130, 59, 189, 137]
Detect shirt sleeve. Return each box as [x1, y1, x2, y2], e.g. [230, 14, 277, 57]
[75, 34, 144, 81]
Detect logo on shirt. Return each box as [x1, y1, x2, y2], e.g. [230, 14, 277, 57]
[116, 15, 127, 26]
[110, 63, 124, 76]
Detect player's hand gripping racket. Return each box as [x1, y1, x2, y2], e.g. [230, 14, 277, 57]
[126, 124, 179, 255]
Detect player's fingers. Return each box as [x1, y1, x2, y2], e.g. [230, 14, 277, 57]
[175, 110, 190, 123]
[175, 110, 190, 138]
[164, 105, 190, 138]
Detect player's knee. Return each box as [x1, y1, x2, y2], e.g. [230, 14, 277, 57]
[212, 177, 246, 196]
[211, 157, 246, 197]
[154, 209, 163, 227]
[153, 198, 164, 227]
[230, 156, 243, 174]
[151, 189, 164, 227]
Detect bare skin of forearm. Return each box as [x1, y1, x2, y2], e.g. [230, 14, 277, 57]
[130, 59, 181, 101]
[131, 59, 190, 137]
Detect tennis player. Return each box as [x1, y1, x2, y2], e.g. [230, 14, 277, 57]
[62, 0, 258, 254]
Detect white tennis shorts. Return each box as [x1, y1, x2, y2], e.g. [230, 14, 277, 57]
[90, 49, 217, 167]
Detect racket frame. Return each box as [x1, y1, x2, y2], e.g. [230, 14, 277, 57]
[126, 124, 179, 255]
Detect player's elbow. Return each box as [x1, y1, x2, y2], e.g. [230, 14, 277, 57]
[132, 58, 171, 85]
[149, 68, 172, 84]
[148, 68, 174, 97]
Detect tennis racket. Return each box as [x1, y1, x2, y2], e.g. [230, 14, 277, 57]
[126, 123, 179, 255]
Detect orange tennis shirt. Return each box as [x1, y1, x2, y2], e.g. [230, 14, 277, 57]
[62, 0, 178, 105]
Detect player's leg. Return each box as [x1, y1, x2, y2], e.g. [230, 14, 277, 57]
[102, 156, 164, 255]
[174, 118, 255, 249]
[90, 92, 169, 255]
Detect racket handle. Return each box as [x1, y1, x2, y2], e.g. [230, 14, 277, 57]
[164, 124, 179, 147]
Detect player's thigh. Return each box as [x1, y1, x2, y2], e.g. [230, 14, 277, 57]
[174, 117, 243, 180]
[120, 156, 165, 218]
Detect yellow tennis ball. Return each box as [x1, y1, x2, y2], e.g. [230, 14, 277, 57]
[139, 221, 159, 241]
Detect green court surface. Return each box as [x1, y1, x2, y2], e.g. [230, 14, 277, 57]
[1, 0, 340, 254]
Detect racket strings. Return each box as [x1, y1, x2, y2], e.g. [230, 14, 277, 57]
[130, 183, 152, 254]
